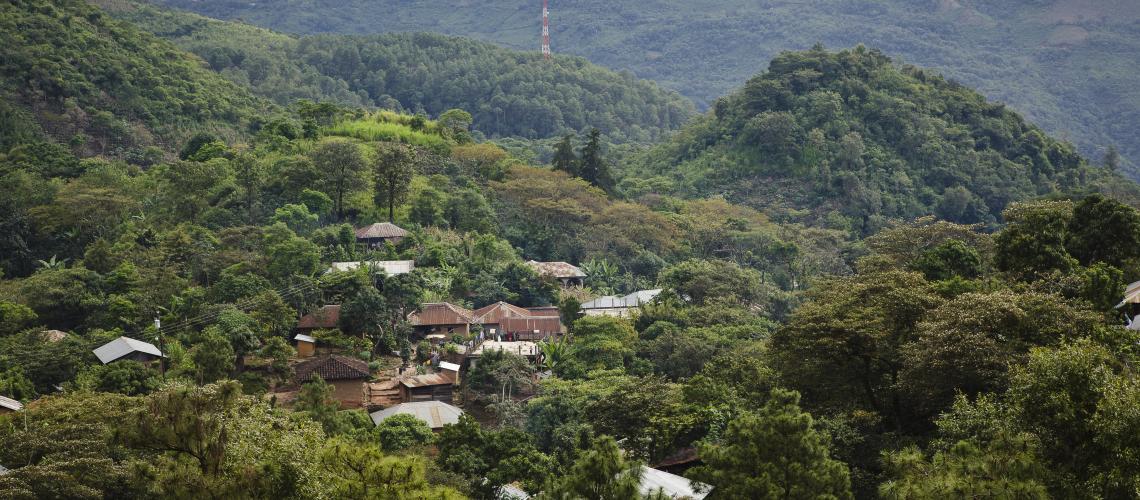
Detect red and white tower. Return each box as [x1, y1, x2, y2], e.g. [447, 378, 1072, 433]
[542, 0, 551, 59]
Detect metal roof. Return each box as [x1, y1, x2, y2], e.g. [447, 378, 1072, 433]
[526, 260, 587, 279]
[355, 222, 409, 239]
[294, 334, 316, 343]
[581, 289, 662, 309]
[472, 302, 533, 324]
[399, 373, 454, 388]
[501, 316, 563, 334]
[0, 464, 9, 475]
[638, 466, 711, 499]
[328, 260, 415, 275]
[370, 401, 463, 429]
[0, 396, 23, 412]
[1117, 280, 1140, 308]
[439, 361, 461, 372]
[92, 336, 162, 364]
[411, 302, 475, 326]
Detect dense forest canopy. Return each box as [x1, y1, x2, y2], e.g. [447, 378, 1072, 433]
[95, 0, 696, 143]
[4, 0, 1140, 498]
[626, 46, 1140, 236]
[150, 0, 1140, 178]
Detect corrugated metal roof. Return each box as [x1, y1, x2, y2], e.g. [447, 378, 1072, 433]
[328, 260, 415, 275]
[0, 396, 23, 412]
[92, 336, 162, 364]
[400, 373, 454, 388]
[526, 260, 587, 279]
[439, 361, 461, 372]
[370, 401, 463, 429]
[525, 306, 560, 317]
[297, 305, 341, 330]
[294, 334, 316, 343]
[473, 302, 533, 324]
[582, 289, 662, 309]
[355, 222, 409, 239]
[638, 466, 711, 499]
[411, 303, 475, 326]
[502, 316, 562, 334]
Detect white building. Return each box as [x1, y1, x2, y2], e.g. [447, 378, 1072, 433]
[580, 289, 663, 318]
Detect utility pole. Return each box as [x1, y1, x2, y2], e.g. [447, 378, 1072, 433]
[542, 0, 551, 60]
[155, 316, 166, 381]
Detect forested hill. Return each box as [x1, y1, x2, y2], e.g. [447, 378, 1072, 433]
[94, 0, 695, 143]
[149, 0, 1140, 178]
[626, 46, 1139, 236]
[0, 0, 272, 158]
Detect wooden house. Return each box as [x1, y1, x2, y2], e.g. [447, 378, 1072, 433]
[293, 334, 317, 358]
[410, 302, 475, 336]
[354, 222, 408, 248]
[294, 355, 371, 407]
[296, 305, 341, 335]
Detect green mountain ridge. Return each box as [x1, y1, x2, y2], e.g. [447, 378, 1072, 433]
[626, 46, 1139, 236]
[93, 0, 695, 143]
[148, 0, 1140, 177]
[0, 0, 273, 158]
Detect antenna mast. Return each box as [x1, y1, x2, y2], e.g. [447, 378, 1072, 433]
[542, 0, 551, 60]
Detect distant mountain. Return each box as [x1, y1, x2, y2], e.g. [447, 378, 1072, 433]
[94, 0, 695, 143]
[0, 0, 271, 157]
[628, 47, 1137, 235]
[148, 0, 1140, 176]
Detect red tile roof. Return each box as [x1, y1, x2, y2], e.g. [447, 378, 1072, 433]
[295, 354, 371, 382]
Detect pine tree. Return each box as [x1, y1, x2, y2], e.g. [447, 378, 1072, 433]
[538, 435, 642, 499]
[689, 389, 853, 499]
[578, 128, 613, 191]
[552, 133, 578, 177]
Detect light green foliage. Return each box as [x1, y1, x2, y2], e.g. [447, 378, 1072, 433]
[320, 437, 464, 499]
[0, 301, 37, 336]
[880, 433, 1049, 499]
[87, 360, 158, 396]
[659, 259, 766, 307]
[190, 328, 236, 383]
[570, 316, 637, 371]
[689, 389, 853, 500]
[259, 336, 295, 374]
[465, 349, 535, 402]
[374, 413, 435, 452]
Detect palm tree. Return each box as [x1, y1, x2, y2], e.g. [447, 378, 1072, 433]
[538, 337, 571, 373]
[35, 255, 68, 270]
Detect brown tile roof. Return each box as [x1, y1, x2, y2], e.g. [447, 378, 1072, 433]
[411, 303, 474, 326]
[502, 316, 563, 334]
[295, 355, 370, 382]
[526, 260, 586, 279]
[472, 302, 533, 324]
[297, 305, 341, 330]
[355, 222, 409, 240]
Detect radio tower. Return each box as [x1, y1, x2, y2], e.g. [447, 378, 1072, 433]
[542, 0, 551, 60]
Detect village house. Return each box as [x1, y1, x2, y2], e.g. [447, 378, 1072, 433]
[370, 401, 464, 431]
[294, 355, 371, 407]
[526, 260, 587, 287]
[293, 333, 317, 358]
[0, 396, 23, 415]
[468, 340, 540, 369]
[365, 361, 460, 409]
[327, 260, 415, 275]
[580, 289, 663, 318]
[296, 304, 341, 335]
[93, 336, 163, 365]
[354, 222, 409, 248]
[410, 302, 476, 337]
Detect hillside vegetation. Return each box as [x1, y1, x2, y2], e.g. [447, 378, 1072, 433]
[627, 46, 1138, 236]
[94, 0, 695, 143]
[150, 0, 1140, 177]
[0, 0, 272, 158]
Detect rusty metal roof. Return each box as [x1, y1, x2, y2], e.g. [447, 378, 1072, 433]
[525, 306, 560, 317]
[473, 302, 533, 324]
[502, 316, 563, 334]
[297, 305, 341, 330]
[355, 222, 409, 240]
[399, 373, 454, 388]
[411, 303, 475, 326]
[526, 260, 586, 279]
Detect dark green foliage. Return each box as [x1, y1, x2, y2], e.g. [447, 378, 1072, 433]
[689, 389, 853, 499]
[89, 360, 158, 396]
[537, 435, 641, 500]
[437, 414, 553, 496]
[634, 47, 1122, 234]
[373, 413, 435, 452]
[1066, 194, 1140, 268]
[577, 129, 613, 191]
[909, 239, 983, 281]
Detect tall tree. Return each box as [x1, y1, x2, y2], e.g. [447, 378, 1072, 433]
[552, 133, 578, 177]
[577, 128, 613, 191]
[538, 435, 642, 500]
[374, 144, 416, 222]
[689, 389, 853, 499]
[309, 140, 367, 221]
